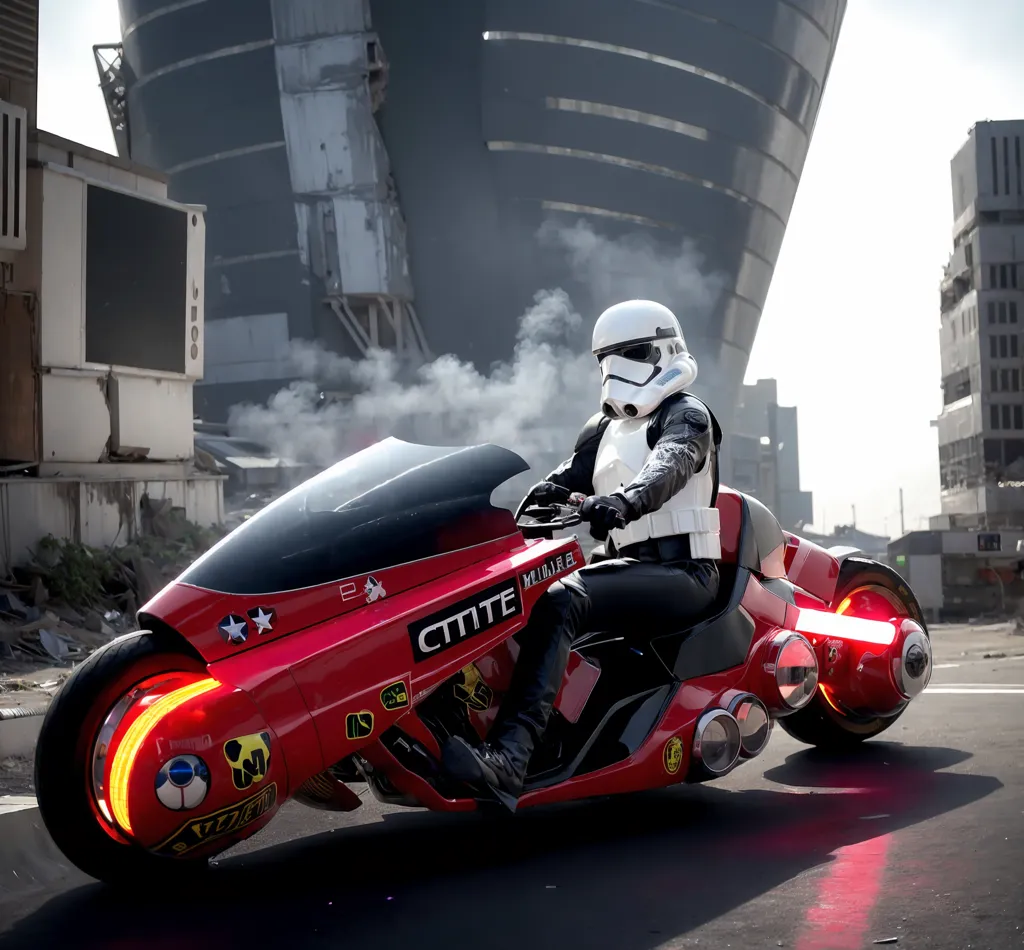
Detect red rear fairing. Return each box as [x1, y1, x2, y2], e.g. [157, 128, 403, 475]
[783, 533, 841, 604]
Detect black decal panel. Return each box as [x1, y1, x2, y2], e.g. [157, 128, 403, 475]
[408, 580, 522, 663]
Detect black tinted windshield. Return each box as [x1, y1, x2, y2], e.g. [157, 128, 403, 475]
[179, 439, 529, 594]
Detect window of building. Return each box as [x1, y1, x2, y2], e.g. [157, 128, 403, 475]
[1012, 301, 1019, 323]
[1006, 439, 1024, 465]
[991, 264, 999, 288]
[992, 404, 1001, 429]
[1002, 369, 1011, 391]
[942, 367, 972, 405]
[991, 335, 999, 358]
[989, 301, 997, 324]
[1013, 368, 1020, 391]
[992, 368, 1000, 391]
[999, 301, 1008, 323]
[1016, 136, 1022, 195]
[993, 137, 1000, 195]
[1003, 404, 1012, 429]
[1000, 335, 1009, 358]
[1001, 265, 1009, 289]
[1014, 266, 1020, 290]
[1013, 335, 1019, 357]
[1014, 405, 1023, 430]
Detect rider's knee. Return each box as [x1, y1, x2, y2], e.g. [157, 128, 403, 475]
[536, 573, 589, 624]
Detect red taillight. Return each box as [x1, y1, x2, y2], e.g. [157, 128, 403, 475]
[793, 608, 897, 646]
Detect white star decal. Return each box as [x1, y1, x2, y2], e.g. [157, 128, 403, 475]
[219, 616, 248, 643]
[249, 607, 275, 633]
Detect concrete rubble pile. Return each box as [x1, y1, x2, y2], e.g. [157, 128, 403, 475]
[0, 497, 227, 686]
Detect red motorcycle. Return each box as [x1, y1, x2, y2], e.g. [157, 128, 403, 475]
[34, 439, 933, 885]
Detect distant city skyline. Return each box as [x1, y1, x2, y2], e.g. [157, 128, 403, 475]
[36, 0, 1024, 537]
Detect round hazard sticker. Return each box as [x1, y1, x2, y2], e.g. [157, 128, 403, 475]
[663, 736, 683, 775]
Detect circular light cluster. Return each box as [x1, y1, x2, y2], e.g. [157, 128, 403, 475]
[773, 633, 819, 710]
[155, 754, 210, 811]
[893, 623, 932, 699]
[692, 709, 741, 776]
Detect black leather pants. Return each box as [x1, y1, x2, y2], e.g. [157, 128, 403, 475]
[489, 555, 720, 767]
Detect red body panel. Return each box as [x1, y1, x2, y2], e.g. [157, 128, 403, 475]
[143, 534, 521, 664]
[716, 489, 744, 563]
[783, 533, 842, 604]
[110, 485, 922, 861]
[105, 677, 284, 859]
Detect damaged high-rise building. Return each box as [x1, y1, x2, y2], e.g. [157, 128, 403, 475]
[936, 119, 1024, 528]
[97, 0, 846, 428]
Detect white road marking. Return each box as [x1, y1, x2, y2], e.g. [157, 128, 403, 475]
[933, 663, 960, 669]
[930, 682, 1024, 688]
[772, 784, 871, 795]
[925, 687, 1024, 694]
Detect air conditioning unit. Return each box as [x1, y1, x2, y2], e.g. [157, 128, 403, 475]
[0, 99, 27, 252]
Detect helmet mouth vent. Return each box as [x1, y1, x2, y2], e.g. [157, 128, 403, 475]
[624, 404, 638, 417]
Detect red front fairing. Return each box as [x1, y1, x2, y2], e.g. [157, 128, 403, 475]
[138, 528, 585, 792]
[145, 532, 521, 666]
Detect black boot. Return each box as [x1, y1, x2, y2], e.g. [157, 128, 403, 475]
[441, 583, 583, 811]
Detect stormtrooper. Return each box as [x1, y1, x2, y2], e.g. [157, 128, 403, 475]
[441, 299, 723, 810]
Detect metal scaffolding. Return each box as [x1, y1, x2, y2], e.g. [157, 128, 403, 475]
[92, 44, 130, 158]
[328, 295, 431, 360]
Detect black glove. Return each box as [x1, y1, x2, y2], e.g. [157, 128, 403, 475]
[524, 480, 567, 507]
[580, 494, 631, 540]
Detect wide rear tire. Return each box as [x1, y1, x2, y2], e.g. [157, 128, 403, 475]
[34, 629, 211, 887]
[778, 558, 927, 749]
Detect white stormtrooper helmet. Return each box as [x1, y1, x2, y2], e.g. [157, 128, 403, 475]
[592, 300, 698, 419]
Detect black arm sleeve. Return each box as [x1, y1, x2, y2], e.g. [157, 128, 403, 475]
[619, 397, 713, 519]
[545, 412, 609, 496]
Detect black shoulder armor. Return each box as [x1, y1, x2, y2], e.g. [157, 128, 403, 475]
[647, 393, 722, 450]
[576, 411, 611, 452]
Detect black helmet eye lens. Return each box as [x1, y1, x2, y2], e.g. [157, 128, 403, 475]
[620, 344, 653, 361]
[597, 342, 656, 363]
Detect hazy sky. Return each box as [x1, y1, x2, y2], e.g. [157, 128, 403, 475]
[36, 0, 1024, 537]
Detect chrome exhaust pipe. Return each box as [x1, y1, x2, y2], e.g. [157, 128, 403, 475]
[727, 693, 773, 759]
[688, 708, 742, 781]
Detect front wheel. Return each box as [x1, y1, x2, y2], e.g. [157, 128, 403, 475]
[34, 629, 212, 886]
[778, 558, 927, 749]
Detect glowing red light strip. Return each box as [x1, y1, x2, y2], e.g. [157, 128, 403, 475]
[794, 608, 897, 646]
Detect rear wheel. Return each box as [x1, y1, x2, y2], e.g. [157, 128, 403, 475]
[778, 558, 927, 749]
[34, 629, 211, 886]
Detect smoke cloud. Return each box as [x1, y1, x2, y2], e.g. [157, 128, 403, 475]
[227, 220, 726, 502]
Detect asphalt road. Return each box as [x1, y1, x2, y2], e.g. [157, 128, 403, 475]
[1, 623, 1022, 950]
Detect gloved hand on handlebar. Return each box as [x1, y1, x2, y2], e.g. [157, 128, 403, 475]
[525, 480, 569, 506]
[580, 494, 631, 540]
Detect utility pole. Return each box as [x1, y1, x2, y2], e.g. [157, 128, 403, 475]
[899, 488, 905, 537]
[851, 504, 856, 527]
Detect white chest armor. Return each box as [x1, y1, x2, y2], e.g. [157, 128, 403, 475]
[592, 416, 721, 559]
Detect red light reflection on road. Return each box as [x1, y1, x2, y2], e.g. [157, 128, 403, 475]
[795, 832, 893, 950]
